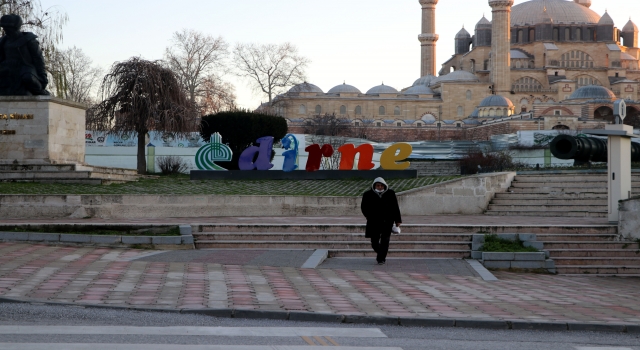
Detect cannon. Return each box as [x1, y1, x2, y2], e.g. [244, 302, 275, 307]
[550, 134, 640, 163]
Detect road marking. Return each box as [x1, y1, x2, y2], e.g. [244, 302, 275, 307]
[314, 336, 329, 346]
[0, 326, 386, 338]
[301, 336, 316, 345]
[0, 345, 403, 350]
[325, 336, 340, 346]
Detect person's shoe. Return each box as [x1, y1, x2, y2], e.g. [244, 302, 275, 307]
[377, 261, 386, 265]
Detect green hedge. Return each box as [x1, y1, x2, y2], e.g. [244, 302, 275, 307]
[201, 110, 288, 170]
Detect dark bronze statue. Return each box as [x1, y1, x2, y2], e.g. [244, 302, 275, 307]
[0, 14, 49, 96]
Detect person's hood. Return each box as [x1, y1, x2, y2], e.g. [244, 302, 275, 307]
[371, 177, 388, 197]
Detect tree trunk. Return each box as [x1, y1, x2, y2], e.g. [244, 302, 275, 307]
[137, 131, 147, 175]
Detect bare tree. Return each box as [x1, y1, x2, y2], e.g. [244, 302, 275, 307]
[232, 42, 309, 103]
[306, 113, 350, 136]
[87, 57, 198, 174]
[49, 46, 102, 103]
[199, 75, 236, 114]
[164, 29, 230, 113]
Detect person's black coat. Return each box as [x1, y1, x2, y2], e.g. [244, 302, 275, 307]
[361, 188, 402, 238]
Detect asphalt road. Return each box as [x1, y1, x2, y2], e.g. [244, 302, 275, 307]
[0, 302, 638, 350]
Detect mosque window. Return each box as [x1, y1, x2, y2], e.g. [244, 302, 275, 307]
[489, 109, 496, 117]
[397, 122, 402, 127]
[379, 106, 386, 115]
[315, 105, 322, 114]
[576, 75, 601, 87]
[561, 50, 594, 68]
[496, 109, 503, 117]
[417, 123, 422, 127]
[553, 28, 559, 41]
[394, 106, 401, 116]
[340, 105, 347, 115]
[299, 105, 307, 114]
[355, 122, 360, 127]
[516, 61, 522, 69]
[355, 106, 362, 115]
[576, 28, 582, 41]
[512, 77, 543, 92]
[376, 122, 382, 127]
[517, 30, 524, 43]
[529, 29, 535, 42]
[484, 60, 489, 70]
[565, 28, 571, 41]
[466, 90, 472, 100]
[457, 106, 464, 117]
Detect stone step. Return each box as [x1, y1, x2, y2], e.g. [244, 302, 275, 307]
[514, 175, 640, 183]
[543, 242, 633, 249]
[196, 224, 617, 235]
[491, 199, 608, 206]
[328, 249, 470, 258]
[488, 204, 606, 212]
[195, 240, 472, 250]
[494, 192, 607, 199]
[0, 171, 92, 179]
[76, 165, 139, 176]
[0, 178, 103, 185]
[192, 232, 473, 242]
[484, 210, 607, 218]
[0, 164, 77, 172]
[556, 266, 640, 275]
[536, 234, 619, 242]
[511, 182, 640, 188]
[547, 249, 640, 258]
[552, 257, 640, 266]
[507, 187, 609, 194]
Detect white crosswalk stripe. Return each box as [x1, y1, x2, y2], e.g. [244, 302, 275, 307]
[0, 326, 401, 349]
[0, 326, 387, 338]
[0, 346, 404, 350]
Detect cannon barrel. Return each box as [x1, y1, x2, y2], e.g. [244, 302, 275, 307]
[550, 134, 640, 163]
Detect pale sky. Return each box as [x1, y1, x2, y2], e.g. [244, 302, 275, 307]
[40, 0, 638, 109]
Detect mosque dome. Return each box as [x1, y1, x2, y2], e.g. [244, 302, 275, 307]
[402, 85, 435, 95]
[430, 70, 480, 85]
[327, 83, 361, 94]
[366, 84, 398, 95]
[511, 0, 601, 26]
[598, 11, 614, 25]
[413, 75, 436, 87]
[623, 20, 639, 32]
[288, 82, 324, 94]
[568, 85, 616, 100]
[455, 27, 471, 38]
[479, 95, 514, 108]
[475, 16, 491, 29]
[573, 0, 591, 8]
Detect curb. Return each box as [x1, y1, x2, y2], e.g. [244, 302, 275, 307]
[0, 231, 194, 248]
[0, 297, 637, 333]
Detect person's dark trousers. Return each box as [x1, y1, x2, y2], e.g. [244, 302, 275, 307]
[370, 231, 392, 263]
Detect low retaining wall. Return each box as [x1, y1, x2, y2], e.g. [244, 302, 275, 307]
[397, 172, 516, 215]
[0, 172, 515, 219]
[408, 161, 460, 176]
[619, 198, 640, 240]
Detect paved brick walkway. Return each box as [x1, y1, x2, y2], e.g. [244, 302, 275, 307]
[0, 215, 610, 226]
[1, 243, 638, 324]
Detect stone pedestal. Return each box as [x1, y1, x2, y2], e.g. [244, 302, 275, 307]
[0, 96, 87, 164]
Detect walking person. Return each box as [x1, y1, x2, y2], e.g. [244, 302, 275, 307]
[361, 177, 402, 265]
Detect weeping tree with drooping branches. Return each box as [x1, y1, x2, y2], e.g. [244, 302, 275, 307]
[87, 57, 198, 175]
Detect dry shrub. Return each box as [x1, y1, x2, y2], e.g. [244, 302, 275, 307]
[157, 156, 189, 175]
[460, 150, 516, 175]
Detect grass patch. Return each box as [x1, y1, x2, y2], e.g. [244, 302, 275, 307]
[0, 175, 461, 197]
[4, 225, 181, 236]
[481, 234, 539, 253]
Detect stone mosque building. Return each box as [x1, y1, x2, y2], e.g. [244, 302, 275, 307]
[273, 0, 640, 142]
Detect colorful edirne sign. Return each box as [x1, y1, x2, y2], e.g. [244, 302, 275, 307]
[195, 133, 413, 171]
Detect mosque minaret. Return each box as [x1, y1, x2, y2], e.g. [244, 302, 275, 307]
[489, 0, 515, 95]
[419, 0, 439, 77]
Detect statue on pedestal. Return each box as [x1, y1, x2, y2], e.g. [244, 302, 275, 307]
[0, 14, 49, 96]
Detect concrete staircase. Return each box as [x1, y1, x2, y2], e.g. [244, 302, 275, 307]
[0, 163, 143, 185]
[485, 173, 640, 218]
[193, 223, 640, 275]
